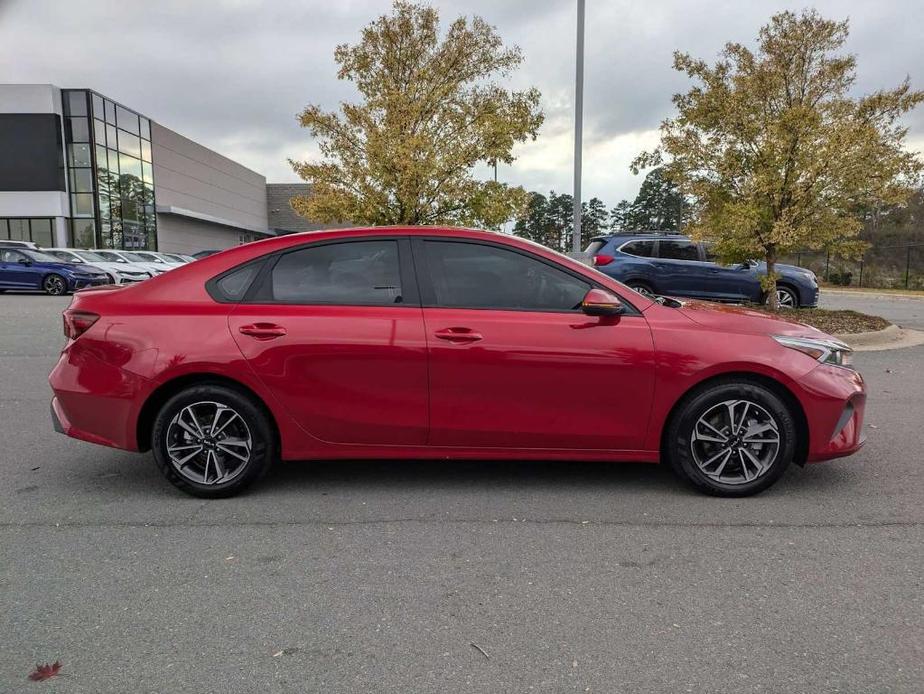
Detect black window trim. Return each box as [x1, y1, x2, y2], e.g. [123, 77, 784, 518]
[655, 238, 709, 263]
[207, 235, 420, 307]
[410, 236, 642, 316]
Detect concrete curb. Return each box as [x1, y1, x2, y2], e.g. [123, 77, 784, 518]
[823, 288, 924, 301]
[834, 324, 924, 352]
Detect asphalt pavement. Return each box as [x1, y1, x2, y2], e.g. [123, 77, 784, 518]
[821, 290, 924, 330]
[1, 293, 922, 693]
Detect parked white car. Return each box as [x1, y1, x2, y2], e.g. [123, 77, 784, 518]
[44, 248, 151, 285]
[121, 250, 181, 273]
[157, 252, 195, 264]
[91, 249, 169, 277]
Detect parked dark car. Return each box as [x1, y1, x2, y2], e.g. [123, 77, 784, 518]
[586, 232, 819, 308]
[0, 248, 110, 295]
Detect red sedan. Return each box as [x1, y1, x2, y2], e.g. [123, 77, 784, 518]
[49, 227, 865, 498]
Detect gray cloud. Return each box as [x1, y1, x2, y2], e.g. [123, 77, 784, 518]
[1, 0, 921, 207]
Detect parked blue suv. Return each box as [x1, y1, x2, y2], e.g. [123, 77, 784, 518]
[0, 248, 110, 295]
[586, 232, 818, 308]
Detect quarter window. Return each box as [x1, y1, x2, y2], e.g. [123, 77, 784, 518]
[270, 240, 403, 305]
[423, 241, 590, 311]
[620, 240, 656, 258]
[658, 240, 700, 261]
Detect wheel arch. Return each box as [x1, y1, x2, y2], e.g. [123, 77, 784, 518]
[775, 280, 801, 307]
[659, 371, 810, 467]
[136, 372, 281, 454]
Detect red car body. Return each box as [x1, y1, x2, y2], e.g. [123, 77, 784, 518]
[49, 227, 865, 474]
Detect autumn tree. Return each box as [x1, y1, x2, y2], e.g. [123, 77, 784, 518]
[634, 10, 923, 308]
[290, 1, 543, 228]
[609, 168, 686, 231]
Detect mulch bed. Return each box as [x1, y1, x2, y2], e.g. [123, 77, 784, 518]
[752, 306, 891, 334]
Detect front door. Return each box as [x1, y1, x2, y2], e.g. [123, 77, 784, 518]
[229, 238, 429, 446]
[414, 239, 656, 451]
[0, 249, 39, 289]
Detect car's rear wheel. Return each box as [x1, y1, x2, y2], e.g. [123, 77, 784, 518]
[151, 385, 275, 498]
[43, 274, 68, 296]
[664, 381, 796, 496]
[626, 281, 655, 298]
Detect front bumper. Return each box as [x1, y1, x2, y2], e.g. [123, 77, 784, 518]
[801, 363, 866, 462]
[70, 276, 111, 290]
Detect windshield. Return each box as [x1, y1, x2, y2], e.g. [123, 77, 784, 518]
[74, 250, 108, 262]
[49, 251, 82, 263]
[132, 252, 162, 262]
[163, 254, 186, 263]
[121, 252, 152, 263]
[96, 251, 128, 263]
[23, 250, 64, 263]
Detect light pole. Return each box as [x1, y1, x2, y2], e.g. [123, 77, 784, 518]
[572, 0, 585, 253]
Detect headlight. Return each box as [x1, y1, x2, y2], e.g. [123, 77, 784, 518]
[773, 335, 853, 369]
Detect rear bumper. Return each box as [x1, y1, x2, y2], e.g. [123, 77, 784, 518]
[48, 346, 148, 451]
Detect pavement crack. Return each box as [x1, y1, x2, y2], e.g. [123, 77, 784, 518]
[0, 518, 921, 530]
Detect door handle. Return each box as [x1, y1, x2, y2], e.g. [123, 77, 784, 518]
[238, 322, 287, 340]
[434, 327, 483, 343]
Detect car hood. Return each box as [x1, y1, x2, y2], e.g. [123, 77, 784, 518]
[675, 300, 832, 340]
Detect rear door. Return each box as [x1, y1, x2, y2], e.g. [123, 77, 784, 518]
[651, 239, 711, 298]
[414, 238, 655, 451]
[228, 237, 429, 446]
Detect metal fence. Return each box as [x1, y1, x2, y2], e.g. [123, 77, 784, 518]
[782, 243, 924, 290]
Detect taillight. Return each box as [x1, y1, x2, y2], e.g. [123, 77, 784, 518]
[593, 254, 614, 266]
[63, 310, 99, 340]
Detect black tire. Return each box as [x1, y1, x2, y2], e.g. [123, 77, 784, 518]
[43, 273, 68, 296]
[151, 384, 275, 498]
[769, 284, 799, 309]
[626, 281, 656, 298]
[664, 380, 796, 497]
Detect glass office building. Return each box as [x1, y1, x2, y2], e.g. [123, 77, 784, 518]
[62, 89, 157, 250]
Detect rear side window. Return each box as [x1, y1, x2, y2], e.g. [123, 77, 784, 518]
[423, 240, 590, 311]
[270, 240, 402, 305]
[658, 240, 700, 261]
[620, 240, 655, 257]
[211, 262, 263, 302]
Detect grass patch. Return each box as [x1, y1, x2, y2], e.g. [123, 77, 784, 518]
[751, 306, 891, 334]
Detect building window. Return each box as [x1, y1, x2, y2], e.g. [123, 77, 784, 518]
[61, 89, 157, 251]
[0, 218, 55, 247]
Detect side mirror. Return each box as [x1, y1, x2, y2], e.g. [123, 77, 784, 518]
[18, 258, 31, 266]
[581, 288, 624, 317]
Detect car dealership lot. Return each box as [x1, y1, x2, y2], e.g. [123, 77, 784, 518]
[1, 294, 922, 692]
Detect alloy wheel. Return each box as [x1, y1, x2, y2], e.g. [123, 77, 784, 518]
[690, 399, 781, 485]
[165, 401, 253, 486]
[631, 284, 654, 298]
[43, 275, 66, 295]
[774, 287, 797, 309]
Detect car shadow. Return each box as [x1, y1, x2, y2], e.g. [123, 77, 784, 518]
[261, 458, 681, 495]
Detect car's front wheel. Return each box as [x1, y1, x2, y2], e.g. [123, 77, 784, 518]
[664, 380, 796, 496]
[768, 284, 799, 309]
[43, 274, 68, 296]
[151, 384, 275, 498]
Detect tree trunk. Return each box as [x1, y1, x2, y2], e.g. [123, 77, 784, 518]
[765, 247, 778, 311]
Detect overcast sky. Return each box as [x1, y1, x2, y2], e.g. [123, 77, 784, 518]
[2, 0, 922, 208]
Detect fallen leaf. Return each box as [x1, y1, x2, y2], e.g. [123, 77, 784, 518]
[28, 661, 62, 681]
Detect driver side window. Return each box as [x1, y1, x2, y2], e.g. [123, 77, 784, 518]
[422, 241, 590, 312]
[2, 250, 24, 263]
